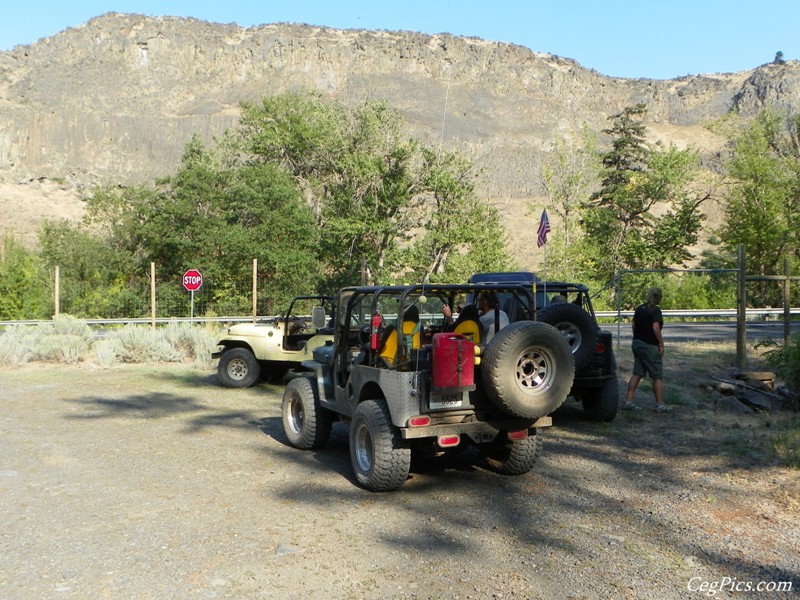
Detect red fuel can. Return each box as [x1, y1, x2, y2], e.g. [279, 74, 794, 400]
[432, 332, 476, 393]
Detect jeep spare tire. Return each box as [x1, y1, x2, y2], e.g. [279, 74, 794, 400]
[481, 321, 575, 419]
[536, 302, 598, 369]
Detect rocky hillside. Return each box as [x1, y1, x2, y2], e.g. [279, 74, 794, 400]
[1, 13, 798, 262]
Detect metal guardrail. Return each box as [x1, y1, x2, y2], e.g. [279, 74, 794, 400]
[2, 308, 798, 328]
[0, 316, 262, 327]
[596, 308, 800, 319]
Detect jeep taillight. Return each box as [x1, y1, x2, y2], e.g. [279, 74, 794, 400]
[595, 341, 605, 354]
[437, 435, 460, 448]
[508, 430, 528, 441]
[408, 416, 431, 427]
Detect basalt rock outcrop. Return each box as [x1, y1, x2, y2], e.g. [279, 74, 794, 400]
[1, 13, 798, 253]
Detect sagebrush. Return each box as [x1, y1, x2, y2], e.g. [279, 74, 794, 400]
[0, 315, 219, 368]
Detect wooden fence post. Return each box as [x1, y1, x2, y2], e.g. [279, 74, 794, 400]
[151, 262, 156, 330]
[54, 265, 60, 317]
[736, 245, 746, 370]
[252, 258, 258, 323]
[784, 257, 791, 346]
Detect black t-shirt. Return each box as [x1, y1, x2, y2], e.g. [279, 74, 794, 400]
[632, 303, 663, 346]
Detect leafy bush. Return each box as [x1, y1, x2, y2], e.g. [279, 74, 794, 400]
[24, 315, 94, 363]
[0, 236, 50, 320]
[107, 325, 183, 363]
[0, 317, 217, 367]
[615, 272, 737, 311]
[33, 334, 89, 364]
[93, 338, 122, 368]
[161, 321, 218, 367]
[49, 314, 94, 339]
[660, 272, 737, 310]
[0, 327, 34, 366]
[759, 331, 800, 393]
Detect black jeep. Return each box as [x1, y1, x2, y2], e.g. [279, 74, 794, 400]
[468, 272, 619, 422]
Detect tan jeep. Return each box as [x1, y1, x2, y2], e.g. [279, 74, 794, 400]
[213, 295, 334, 387]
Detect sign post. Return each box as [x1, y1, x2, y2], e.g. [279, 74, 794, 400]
[182, 269, 203, 322]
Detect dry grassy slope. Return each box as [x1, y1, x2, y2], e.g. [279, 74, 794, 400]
[1, 13, 798, 266]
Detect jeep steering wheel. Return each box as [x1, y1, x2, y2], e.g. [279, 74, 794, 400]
[358, 326, 372, 350]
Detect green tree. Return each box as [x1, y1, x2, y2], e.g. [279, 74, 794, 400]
[539, 126, 599, 247]
[534, 127, 600, 282]
[582, 104, 706, 285]
[716, 109, 800, 305]
[82, 139, 322, 313]
[0, 236, 49, 320]
[236, 91, 509, 286]
[39, 221, 143, 318]
[398, 148, 513, 283]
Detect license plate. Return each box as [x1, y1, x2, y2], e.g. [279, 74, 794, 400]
[430, 393, 462, 409]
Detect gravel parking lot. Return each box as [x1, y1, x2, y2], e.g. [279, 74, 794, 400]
[1, 349, 798, 599]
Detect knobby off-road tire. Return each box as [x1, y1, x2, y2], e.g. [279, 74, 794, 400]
[349, 400, 411, 492]
[581, 356, 620, 422]
[480, 431, 543, 475]
[217, 348, 261, 388]
[281, 376, 333, 449]
[482, 321, 575, 419]
[536, 303, 598, 369]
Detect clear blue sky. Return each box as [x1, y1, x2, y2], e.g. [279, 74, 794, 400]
[2, 1, 796, 79]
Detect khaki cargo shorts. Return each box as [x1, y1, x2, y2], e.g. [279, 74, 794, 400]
[631, 339, 663, 380]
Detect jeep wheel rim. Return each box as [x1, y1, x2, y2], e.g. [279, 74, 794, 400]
[514, 346, 555, 394]
[554, 322, 582, 353]
[353, 422, 374, 473]
[227, 358, 248, 380]
[287, 397, 304, 434]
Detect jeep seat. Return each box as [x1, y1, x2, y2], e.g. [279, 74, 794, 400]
[402, 305, 421, 351]
[449, 304, 481, 344]
[379, 306, 421, 367]
[378, 325, 399, 365]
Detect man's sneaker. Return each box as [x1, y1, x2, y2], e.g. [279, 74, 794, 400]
[654, 403, 673, 413]
[622, 401, 641, 411]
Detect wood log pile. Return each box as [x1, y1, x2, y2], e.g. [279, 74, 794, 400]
[710, 371, 799, 414]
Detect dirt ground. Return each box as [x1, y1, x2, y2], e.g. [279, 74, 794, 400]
[0, 341, 798, 599]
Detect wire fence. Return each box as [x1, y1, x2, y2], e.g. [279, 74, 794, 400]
[5, 251, 799, 331]
[50, 262, 296, 322]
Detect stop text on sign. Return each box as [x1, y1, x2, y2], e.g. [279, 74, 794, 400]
[183, 269, 203, 292]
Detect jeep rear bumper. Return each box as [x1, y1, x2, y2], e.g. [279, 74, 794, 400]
[401, 416, 552, 440]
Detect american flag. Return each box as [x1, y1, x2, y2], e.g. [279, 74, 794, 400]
[537, 209, 551, 248]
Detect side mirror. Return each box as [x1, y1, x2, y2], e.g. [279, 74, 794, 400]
[311, 306, 327, 329]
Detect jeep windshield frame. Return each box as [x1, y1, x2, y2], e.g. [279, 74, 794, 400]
[281, 295, 335, 348]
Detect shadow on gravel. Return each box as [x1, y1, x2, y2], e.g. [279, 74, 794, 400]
[258, 418, 358, 487]
[58, 368, 797, 588]
[66, 393, 210, 420]
[65, 391, 267, 435]
[258, 398, 798, 586]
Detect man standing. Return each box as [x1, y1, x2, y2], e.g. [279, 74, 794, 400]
[624, 287, 672, 412]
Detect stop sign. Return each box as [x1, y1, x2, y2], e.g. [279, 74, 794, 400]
[182, 269, 203, 292]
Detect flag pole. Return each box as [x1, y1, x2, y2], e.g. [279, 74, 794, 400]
[543, 241, 547, 303]
[537, 209, 550, 304]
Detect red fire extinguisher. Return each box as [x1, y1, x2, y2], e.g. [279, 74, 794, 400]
[370, 312, 383, 350]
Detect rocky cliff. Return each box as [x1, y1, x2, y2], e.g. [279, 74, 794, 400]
[1, 13, 798, 257]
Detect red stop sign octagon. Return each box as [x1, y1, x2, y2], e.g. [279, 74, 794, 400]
[183, 269, 203, 292]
